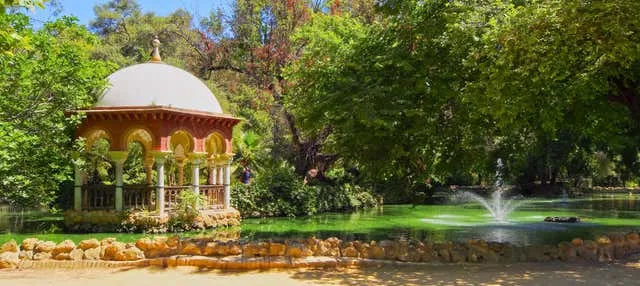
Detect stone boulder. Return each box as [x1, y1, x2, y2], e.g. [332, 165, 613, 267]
[340, 242, 359, 258]
[577, 240, 598, 261]
[69, 249, 84, 261]
[625, 232, 640, 252]
[596, 236, 614, 262]
[0, 251, 18, 269]
[367, 241, 385, 260]
[315, 238, 341, 257]
[34, 241, 56, 254]
[19, 250, 33, 260]
[1, 240, 18, 253]
[285, 241, 312, 258]
[114, 246, 145, 261]
[181, 241, 203, 256]
[78, 239, 100, 251]
[544, 216, 580, 223]
[203, 241, 241, 256]
[101, 241, 126, 261]
[32, 252, 52, 261]
[268, 242, 286, 256]
[558, 241, 577, 261]
[52, 240, 76, 257]
[242, 242, 269, 257]
[83, 247, 101, 260]
[21, 238, 39, 251]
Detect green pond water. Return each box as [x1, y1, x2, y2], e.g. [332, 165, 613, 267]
[2, 194, 640, 246]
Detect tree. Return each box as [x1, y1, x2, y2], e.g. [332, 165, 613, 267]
[284, 1, 497, 194]
[0, 11, 114, 206]
[466, 0, 640, 188]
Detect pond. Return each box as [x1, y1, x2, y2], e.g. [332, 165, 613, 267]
[2, 194, 640, 246]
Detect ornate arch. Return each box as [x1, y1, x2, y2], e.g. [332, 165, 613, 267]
[169, 130, 195, 159]
[205, 131, 227, 158]
[81, 128, 113, 151]
[122, 127, 154, 154]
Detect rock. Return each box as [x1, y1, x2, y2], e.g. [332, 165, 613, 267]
[69, 249, 84, 261]
[379, 240, 396, 260]
[544, 216, 580, 223]
[52, 240, 76, 256]
[242, 242, 268, 257]
[558, 241, 577, 261]
[577, 240, 598, 261]
[524, 245, 558, 262]
[54, 253, 71, 260]
[407, 240, 425, 262]
[203, 241, 241, 256]
[315, 238, 341, 257]
[571, 238, 584, 247]
[100, 237, 117, 247]
[357, 242, 371, 259]
[449, 244, 466, 263]
[166, 236, 181, 248]
[367, 241, 385, 260]
[83, 247, 101, 260]
[285, 241, 311, 258]
[433, 243, 452, 262]
[181, 241, 202, 256]
[21, 238, 39, 251]
[596, 236, 611, 245]
[341, 245, 359, 258]
[114, 247, 144, 261]
[0, 251, 18, 269]
[625, 232, 640, 252]
[610, 233, 627, 259]
[101, 242, 126, 260]
[268, 242, 286, 256]
[203, 242, 219, 256]
[1, 240, 18, 253]
[78, 239, 100, 251]
[34, 241, 56, 253]
[32, 252, 52, 261]
[19, 250, 33, 260]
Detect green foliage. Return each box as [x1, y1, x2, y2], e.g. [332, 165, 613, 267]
[0, 12, 114, 207]
[232, 161, 377, 217]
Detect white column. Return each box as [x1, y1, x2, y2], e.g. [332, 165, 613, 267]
[207, 160, 216, 185]
[192, 159, 201, 194]
[217, 165, 224, 185]
[114, 161, 124, 211]
[110, 151, 128, 211]
[155, 157, 166, 215]
[74, 165, 83, 211]
[223, 160, 231, 209]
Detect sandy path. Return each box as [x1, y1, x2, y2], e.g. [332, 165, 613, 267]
[1, 261, 639, 286]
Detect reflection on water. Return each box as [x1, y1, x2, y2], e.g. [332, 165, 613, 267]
[2, 195, 640, 246]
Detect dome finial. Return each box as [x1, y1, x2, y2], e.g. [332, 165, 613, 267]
[150, 35, 162, 62]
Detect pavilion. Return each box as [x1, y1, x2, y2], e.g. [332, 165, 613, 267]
[71, 37, 241, 216]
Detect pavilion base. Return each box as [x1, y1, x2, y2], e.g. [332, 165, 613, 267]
[64, 208, 241, 233]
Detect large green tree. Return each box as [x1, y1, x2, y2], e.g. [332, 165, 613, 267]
[0, 8, 114, 206]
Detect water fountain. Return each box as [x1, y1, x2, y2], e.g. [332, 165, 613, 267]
[463, 158, 523, 223]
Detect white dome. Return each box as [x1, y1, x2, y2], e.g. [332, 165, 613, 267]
[96, 63, 223, 114]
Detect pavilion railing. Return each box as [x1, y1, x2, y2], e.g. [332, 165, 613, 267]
[80, 184, 225, 211]
[164, 186, 191, 209]
[123, 185, 154, 210]
[82, 184, 116, 210]
[199, 185, 225, 209]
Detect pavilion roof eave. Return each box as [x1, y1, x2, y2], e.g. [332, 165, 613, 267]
[69, 105, 242, 123]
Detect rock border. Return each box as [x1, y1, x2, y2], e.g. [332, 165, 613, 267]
[2, 232, 639, 270]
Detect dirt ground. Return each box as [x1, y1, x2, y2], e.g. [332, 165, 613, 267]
[1, 261, 639, 286]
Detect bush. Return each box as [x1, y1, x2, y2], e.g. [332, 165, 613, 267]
[232, 162, 316, 217]
[232, 163, 377, 217]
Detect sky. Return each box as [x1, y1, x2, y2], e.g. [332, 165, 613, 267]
[27, 0, 231, 28]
